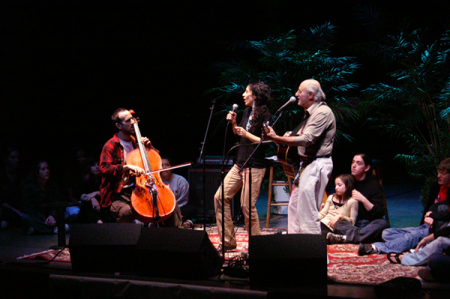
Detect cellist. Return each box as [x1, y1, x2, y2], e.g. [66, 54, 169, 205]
[99, 107, 182, 227]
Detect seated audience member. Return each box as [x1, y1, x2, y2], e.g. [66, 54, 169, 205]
[419, 246, 450, 282]
[319, 174, 358, 239]
[71, 156, 103, 224]
[358, 158, 450, 256]
[21, 160, 65, 235]
[64, 148, 90, 221]
[327, 153, 389, 244]
[160, 156, 195, 227]
[385, 224, 450, 266]
[0, 147, 25, 229]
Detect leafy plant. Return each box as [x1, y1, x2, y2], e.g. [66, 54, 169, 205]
[208, 24, 360, 182]
[355, 5, 450, 203]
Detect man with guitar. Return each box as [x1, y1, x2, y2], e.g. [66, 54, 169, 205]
[99, 108, 182, 227]
[264, 79, 336, 234]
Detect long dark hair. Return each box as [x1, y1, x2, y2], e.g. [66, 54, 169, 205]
[335, 174, 355, 201]
[247, 81, 272, 135]
[355, 153, 372, 172]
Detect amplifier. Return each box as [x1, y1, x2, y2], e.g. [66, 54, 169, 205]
[188, 165, 237, 218]
[197, 156, 234, 167]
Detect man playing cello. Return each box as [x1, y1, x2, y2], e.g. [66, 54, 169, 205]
[99, 107, 182, 227]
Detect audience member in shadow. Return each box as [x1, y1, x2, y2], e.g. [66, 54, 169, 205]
[0, 147, 25, 229]
[319, 174, 358, 239]
[160, 155, 195, 228]
[73, 156, 104, 223]
[327, 153, 389, 244]
[21, 160, 63, 235]
[358, 158, 450, 259]
[64, 147, 89, 221]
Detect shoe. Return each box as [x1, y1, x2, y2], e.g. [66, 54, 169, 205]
[358, 243, 376, 256]
[387, 252, 403, 264]
[182, 220, 194, 229]
[418, 269, 436, 282]
[326, 232, 345, 244]
[26, 226, 35, 235]
[217, 243, 237, 254]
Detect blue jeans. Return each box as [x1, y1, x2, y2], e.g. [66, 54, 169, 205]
[333, 218, 389, 243]
[373, 224, 429, 254]
[402, 236, 450, 266]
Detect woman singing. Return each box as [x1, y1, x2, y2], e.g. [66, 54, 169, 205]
[214, 81, 272, 252]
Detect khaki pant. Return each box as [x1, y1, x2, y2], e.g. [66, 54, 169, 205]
[111, 190, 182, 227]
[214, 164, 266, 247]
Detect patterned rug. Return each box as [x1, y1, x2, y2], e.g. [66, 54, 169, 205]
[17, 226, 424, 285]
[327, 244, 423, 285]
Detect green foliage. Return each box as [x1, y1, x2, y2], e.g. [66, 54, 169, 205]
[357, 7, 450, 204]
[208, 24, 360, 155]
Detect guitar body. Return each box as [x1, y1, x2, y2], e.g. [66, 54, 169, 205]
[277, 144, 299, 178]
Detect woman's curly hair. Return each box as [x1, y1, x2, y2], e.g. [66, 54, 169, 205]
[247, 81, 272, 135]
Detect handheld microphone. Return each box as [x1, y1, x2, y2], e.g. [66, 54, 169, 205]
[275, 96, 296, 114]
[227, 104, 239, 123]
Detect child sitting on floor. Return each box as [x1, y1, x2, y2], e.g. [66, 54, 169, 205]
[319, 174, 358, 240]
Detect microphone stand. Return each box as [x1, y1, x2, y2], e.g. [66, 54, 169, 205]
[197, 100, 215, 232]
[238, 111, 284, 252]
[219, 116, 233, 257]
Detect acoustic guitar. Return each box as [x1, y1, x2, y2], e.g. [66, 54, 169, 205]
[263, 122, 299, 178]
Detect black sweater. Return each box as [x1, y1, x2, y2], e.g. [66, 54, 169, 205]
[354, 176, 385, 221]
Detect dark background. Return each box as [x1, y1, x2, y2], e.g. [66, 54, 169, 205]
[1, 0, 449, 181]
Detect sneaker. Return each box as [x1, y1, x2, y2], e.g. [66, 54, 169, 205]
[217, 243, 237, 254]
[182, 220, 194, 229]
[326, 232, 345, 244]
[358, 243, 376, 256]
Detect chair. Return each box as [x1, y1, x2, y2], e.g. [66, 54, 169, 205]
[266, 165, 292, 228]
[265, 165, 331, 228]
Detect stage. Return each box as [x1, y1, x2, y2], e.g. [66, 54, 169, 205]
[1, 223, 449, 299]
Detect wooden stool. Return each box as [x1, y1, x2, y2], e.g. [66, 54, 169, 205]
[266, 166, 292, 228]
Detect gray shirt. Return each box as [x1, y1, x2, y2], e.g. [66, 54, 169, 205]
[162, 173, 189, 207]
[293, 101, 336, 157]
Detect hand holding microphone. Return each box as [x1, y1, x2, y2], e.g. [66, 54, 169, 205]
[226, 103, 239, 124]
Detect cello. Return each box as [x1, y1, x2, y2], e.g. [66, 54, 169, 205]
[126, 111, 176, 223]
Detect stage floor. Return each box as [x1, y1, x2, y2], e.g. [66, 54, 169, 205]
[1, 222, 449, 299]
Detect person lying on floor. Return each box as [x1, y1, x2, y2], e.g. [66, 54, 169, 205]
[418, 243, 450, 282]
[326, 153, 389, 244]
[319, 174, 358, 239]
[358, 158, 450, 256]
[384, 224, 450, 266]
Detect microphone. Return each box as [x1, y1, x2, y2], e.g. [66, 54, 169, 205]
[275, 96, 296, 114]
[227, 104, 239, 123]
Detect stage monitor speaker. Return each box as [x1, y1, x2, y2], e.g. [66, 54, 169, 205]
[69, 223, 142, 273]
[135, 227, 223, 279]
[249, 234, 327, 286]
